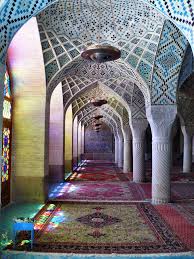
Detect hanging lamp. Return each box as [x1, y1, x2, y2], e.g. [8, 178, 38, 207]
[90, 85, 108, 107]
[94, 122, 102, 127]
[91, 98, 107, 107]
[81, 0, 120, 63]
[93, 115, 103, 120]
[81, 45, 120, 63]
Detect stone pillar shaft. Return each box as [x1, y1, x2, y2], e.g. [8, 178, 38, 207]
[118, 137, 123, 168]
[181, 126, 192, 173]
[147, 105, 177, 204]
[152, 139, 171, 204]
[132, 139, 145, 182]
[123, 139, 132, 173]
[115, 136, 119, 164]
[123, 125, 132, 173]
[131, 119, 148, 182]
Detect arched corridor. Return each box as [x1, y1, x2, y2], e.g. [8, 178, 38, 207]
[0, 0, 194, 258]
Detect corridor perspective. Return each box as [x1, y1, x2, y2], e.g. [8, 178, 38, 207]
[1, 0, 194, 258]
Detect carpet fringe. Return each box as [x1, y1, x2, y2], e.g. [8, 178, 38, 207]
[2, 250, 194, 258]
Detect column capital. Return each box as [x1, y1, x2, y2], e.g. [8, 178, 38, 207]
[181, 124, 194, 137]
[131, 119, 148, 140]
[146, 105, 177, 141]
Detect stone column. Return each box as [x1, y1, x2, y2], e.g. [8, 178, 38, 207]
[131, 119, 148, 182]
[181, 126, 192, 173]
[81, 124, 85, 159]
[118, 135, 124, 168]
[114, 135, 119, 164]
[192, 136, 194, 162]
[146, 105, 177, 204]
[170, 122, 178, 169]
[123, 125, 132, 173]
[73, 116, 78, 168]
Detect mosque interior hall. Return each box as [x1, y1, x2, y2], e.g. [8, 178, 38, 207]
[0, 0, 194, 258]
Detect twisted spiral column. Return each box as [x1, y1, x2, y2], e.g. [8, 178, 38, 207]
[181, 126, 192, 173]
[131, 119, 148, 183]
[147, 105, 177, 204]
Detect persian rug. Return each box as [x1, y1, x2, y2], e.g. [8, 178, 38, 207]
[137, 183, 152, 200]
[171, 173, 194, 183]
[137, 182, 194, 201]
[172, 183, 194, 200]
[78, 166, 114, 172]
[31, 202, 187, 253]
[69, 171, 130, 182]
[155, 204, 194, 250]
[172, 202, 194, 226]
[49, 182, 143, 201]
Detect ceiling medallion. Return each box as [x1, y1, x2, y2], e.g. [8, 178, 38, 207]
[81, 44, 121, 63]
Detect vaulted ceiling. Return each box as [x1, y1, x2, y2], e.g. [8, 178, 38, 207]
[1, 0, 194, 131]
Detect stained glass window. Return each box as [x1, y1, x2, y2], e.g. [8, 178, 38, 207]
[4, 71, 11, 98]
[1, 69, 12, 185]
[3, 99, 11, 119]
[1, 128, 10, 182]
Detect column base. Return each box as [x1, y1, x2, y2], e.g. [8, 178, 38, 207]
[133, 175, 145, 183]
[151, 197, 170, 205]
[182, 170, 191, 173]
[133, 179, 145, 183]
[123, 168, 131, 173]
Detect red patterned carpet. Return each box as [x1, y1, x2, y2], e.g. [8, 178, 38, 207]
[172, 183, 194, 200]
[10, 160, 194, 254]
[172, 202, 194, 226]
[138, 182, 194, 201]
[49, 161, 142, 201]
[155, 204, 194, 250]
[49, 181, 143, 201]
[13, 202, 188, 254]
[144, 162, 194, 183]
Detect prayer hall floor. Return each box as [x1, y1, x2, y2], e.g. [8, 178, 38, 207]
[1, 160, 194, 257]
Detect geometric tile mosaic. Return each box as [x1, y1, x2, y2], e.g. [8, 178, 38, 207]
[79, 107, 119, 134]
[151, 20, 188, 105]
[1, 0, 193, 114]
[36, 0, 165, 87]
[132, 84, 146, 119]
[1, 0, 194, 66]
[72, 85, 131, 130]
[77, 104, 123, 132]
